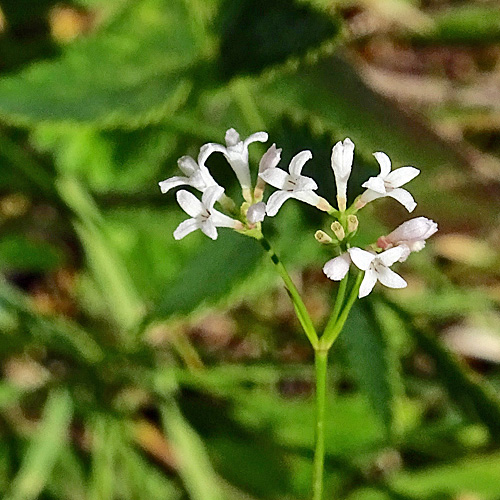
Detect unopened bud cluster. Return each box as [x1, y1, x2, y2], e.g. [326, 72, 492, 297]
[159, 128, 437, 298]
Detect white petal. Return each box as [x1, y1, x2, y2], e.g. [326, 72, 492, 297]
[387, 188, 417, 212]
[210, 208, 238, 228]
[331, 138, 354, 179]
[373, 152, 392, 177]
[201, 185, 225, 210]
[259, 168, 289, 189]
[293, 190, 321, 207]
[359, 188, 384, 205]
[247, 202, 266, 223]
[190, 166, 218, 192]
[378, 246, 405, 267]
[259, 144, 281, 173]
[361, 176, 386, 193]
[397, 244, 412, 262]
[294, 175, 318, 192]
[176, 190, 204, 217]
[200, 219, 218, 240]
[323, 254, 351, 281]
[198, 143, 227, 167]
[359, 268, 378, 298]
[173, 218, 201, 240]
[289, 150, 313, 176]
[348, 247, 376, 271]
[225, 153, 251, 189]
[158, 176, 189, 194]
[375, 266, 407, 289]
[265, 191, 293, 216]
[243, 131, 268, 147]
[177, 155, 198, 176]
[225, 128, 241, 147]
[385, 166, 420, 188]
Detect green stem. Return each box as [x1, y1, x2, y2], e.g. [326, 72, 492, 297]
[312, 348, 328, 500]
[321, 271, 363, 350]
[258, 236, 318, 349]
[323, 274, 348, 336]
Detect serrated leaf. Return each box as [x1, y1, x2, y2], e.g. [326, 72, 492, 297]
[0, 0, 205, 127]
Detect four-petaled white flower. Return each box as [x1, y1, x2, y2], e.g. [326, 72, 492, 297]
[173, 186, 241, 241]
[259, 150, 330, 216]
[323, 246, 407, 298]
[199, 128, 268, 200]
[159, 155, 218, 195]
[378, 217, 438, 261]
[331, 138, 354, 211]
[359, 152, 420, 212]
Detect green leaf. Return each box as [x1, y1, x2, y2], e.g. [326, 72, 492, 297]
[161, 400, 225, 500]
[152, 231, 262, 321]
[218, 0, 340, 78]
[4, 389, 73, 500]
[340, 302, 402, 439]
[0, 0, 205, 127]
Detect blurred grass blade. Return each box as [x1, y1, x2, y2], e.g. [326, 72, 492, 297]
[57, 177, 144, 331]
[0, 278, 103, 363]
[386, 299, 500, 441]
[89, 416, 116, 500]
[161, 401, 225, 500]
[4, 389, 73, 500]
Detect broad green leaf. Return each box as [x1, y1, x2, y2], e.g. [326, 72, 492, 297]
[0, 0, 205, 127]
[161, 400, 225, 500]
[340, 302, 403, 439]
[4, 389, 73, 500]
[152, 231, 262, 321]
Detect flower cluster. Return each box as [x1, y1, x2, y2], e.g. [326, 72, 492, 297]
[159, 128, 437, 297]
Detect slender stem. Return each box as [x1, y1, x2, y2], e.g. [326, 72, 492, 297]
[321, 271, 363, 350]
[258, 236, 319, 349]
[312, 348, 328, 500]
[323, 274, 348, 337]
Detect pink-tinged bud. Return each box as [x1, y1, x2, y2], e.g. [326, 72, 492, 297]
[380, 217, 437, 260]
[247, 202, 266, 223]
[385, 217, 437, 245]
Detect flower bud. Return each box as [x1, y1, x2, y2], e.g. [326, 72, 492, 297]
[315, 230, 333, 244]
[347, 215, 358, 234]
[331, 221, 345, 241]
[247, 202, 266, 223]
[380, 217, 438, 251]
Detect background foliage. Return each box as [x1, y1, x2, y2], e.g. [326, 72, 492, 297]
[1, 0, 500, 498]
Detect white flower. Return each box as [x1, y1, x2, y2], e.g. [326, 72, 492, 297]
[199, 128, 268, 199]
[323, 246, 407, 298]
[378, 217, 438, 261]
[331, 138, 354, 211]
[173, 186, 241, 241]
[349, 247, 407, 298]
[259, 150, 330, 216]
[159, 155, 218, 195]
[247, 201, 266, 223]
[359, 152, 420, 212]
